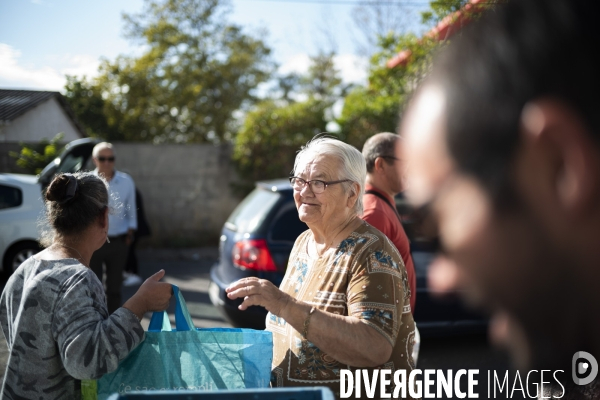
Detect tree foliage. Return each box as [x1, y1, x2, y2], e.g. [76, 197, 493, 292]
[339, 0, 492, 150]
[232, 53, 342, 194]
[64, 76, 118, 139]
[10, 133, 64, 175]
[66, 0, 274, 143]
[233, 99, 328, 193]
[338, 33, 438, 149]
[421, 0, 470, 25]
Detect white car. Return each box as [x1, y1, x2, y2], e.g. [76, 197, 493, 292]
[1, 138, 99, 277]
[0, 173, 44, 277]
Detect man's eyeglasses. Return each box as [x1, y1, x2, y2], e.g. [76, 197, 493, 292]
[97, 156, 115, 163]
[289, 177, 351, 194]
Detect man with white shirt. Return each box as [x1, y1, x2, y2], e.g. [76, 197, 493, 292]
[90, 142, 137, 313]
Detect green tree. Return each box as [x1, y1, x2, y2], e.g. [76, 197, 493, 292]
[64, 76, 118, 139]
[301, 53, 345, 103]
[339, 0, 491, 149]
[232, 53, 342, 194]
[233, 99, 328, 193]
[95, 0, 274, 143]
[338, 33, 436, 149]
[10, 133, 64, 175]
[421, 0, 470, 25]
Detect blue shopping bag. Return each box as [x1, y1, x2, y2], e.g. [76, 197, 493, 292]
[84, 285, 273, 400]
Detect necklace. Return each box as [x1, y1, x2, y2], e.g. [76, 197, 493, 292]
[53, 243, 88, 267]
[313, 217, 356, 257]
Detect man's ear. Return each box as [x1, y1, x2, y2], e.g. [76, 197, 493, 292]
[520, 99, 600, 216]
[373, 157, 385, 173]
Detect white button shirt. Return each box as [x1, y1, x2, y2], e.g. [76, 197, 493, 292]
[93, 169, 137, 236]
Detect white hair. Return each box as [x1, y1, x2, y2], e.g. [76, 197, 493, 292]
[293, 137, 366, 214]
[92, 142, 115, 158]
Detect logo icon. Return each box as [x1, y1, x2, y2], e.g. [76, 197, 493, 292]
[573, 351, 598, 385]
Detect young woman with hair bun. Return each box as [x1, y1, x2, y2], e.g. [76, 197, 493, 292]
[0, 172, 173, 399]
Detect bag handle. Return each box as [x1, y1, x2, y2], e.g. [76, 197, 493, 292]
[148, 285, 196, 332]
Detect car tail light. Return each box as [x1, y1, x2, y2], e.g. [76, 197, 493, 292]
[232, 239, 277, 272]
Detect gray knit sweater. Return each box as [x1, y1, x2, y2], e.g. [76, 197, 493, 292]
[0, 257, 144, 399]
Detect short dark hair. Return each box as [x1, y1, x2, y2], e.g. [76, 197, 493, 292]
[42, 172, 108, 244]
[426, 0, 600, 207]
[362, 132, 399, 173]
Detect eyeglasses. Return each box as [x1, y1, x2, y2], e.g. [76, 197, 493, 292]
[380, 155, 401, 162]
[289, 177, 351, 194]
[97, 156, 115, 162]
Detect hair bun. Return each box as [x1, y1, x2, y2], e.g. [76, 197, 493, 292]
[46, 174, 78, 204]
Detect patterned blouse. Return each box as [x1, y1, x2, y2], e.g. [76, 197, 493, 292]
[267, 221, 417, 399]
[0, 257, 144, 399]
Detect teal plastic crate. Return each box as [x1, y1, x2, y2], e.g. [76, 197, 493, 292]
[107, 387, 334, 400]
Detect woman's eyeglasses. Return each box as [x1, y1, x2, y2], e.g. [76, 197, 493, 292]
[97, 157, 115, 162]
[289, 177, 351, 194]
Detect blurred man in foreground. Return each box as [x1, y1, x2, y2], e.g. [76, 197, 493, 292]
[400, 0, 600, 389]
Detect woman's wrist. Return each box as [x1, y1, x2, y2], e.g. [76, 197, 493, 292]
[122, 296, 146, 321]
[303, 306, 317, 339]
[278, 297, 316, 337]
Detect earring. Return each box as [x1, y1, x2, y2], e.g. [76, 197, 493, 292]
[106, 232, 110, 244]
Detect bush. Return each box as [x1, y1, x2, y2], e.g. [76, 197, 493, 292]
[232, 99, 329, 195]
[9, 133, 64, 175]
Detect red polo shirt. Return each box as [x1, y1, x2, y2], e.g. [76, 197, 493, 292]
[361, 184, 417, 312]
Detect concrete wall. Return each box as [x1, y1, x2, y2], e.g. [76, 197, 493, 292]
[0, 141, 242, 246]
[113, 143, 241, 247]
[0, 97, 81, 142]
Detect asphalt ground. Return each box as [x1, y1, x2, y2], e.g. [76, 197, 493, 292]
[0, 247, 538, 398]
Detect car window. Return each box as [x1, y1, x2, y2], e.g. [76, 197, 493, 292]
[269, 207, 307, 243]
[56, 152, 85, 174]
[226, 188, 280, 233]
[0, 185, 23, 210]
[56, 142, 96, 174]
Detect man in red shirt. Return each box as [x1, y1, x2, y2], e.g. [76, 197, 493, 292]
[361, 132, 417, 312]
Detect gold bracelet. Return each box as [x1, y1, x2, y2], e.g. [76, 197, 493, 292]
[302, 306, 316, 339]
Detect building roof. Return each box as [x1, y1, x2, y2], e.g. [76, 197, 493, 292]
[387, 0, 486, 69]
[0, 90, 59, 123]
[0, 89, 85, 137]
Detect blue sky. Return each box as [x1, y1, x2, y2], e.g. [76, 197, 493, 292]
[0, 0, 427, 91]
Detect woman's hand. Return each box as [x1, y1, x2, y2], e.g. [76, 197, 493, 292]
[123, 269, 172, 320]
[228, 277, 393, 367]
[226, 277, 292, 316]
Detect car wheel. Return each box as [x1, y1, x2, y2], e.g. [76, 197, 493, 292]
[3, 242, 42, 278]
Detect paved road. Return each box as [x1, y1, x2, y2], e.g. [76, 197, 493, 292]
[1, 247, 530, 398]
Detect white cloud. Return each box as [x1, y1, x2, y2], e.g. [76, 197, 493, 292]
[0, 43, 99, 91]
[279, 53, 312, 76]
[334, 54, 368, 86]
[279, 53, 368, 86]
[0, 43, 368, 95]
[60, 54, 101, 79]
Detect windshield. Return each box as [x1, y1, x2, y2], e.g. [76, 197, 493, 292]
[226, 188, 280, 233]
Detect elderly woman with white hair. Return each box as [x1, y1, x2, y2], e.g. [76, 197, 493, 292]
[226, 137, 416, 399]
